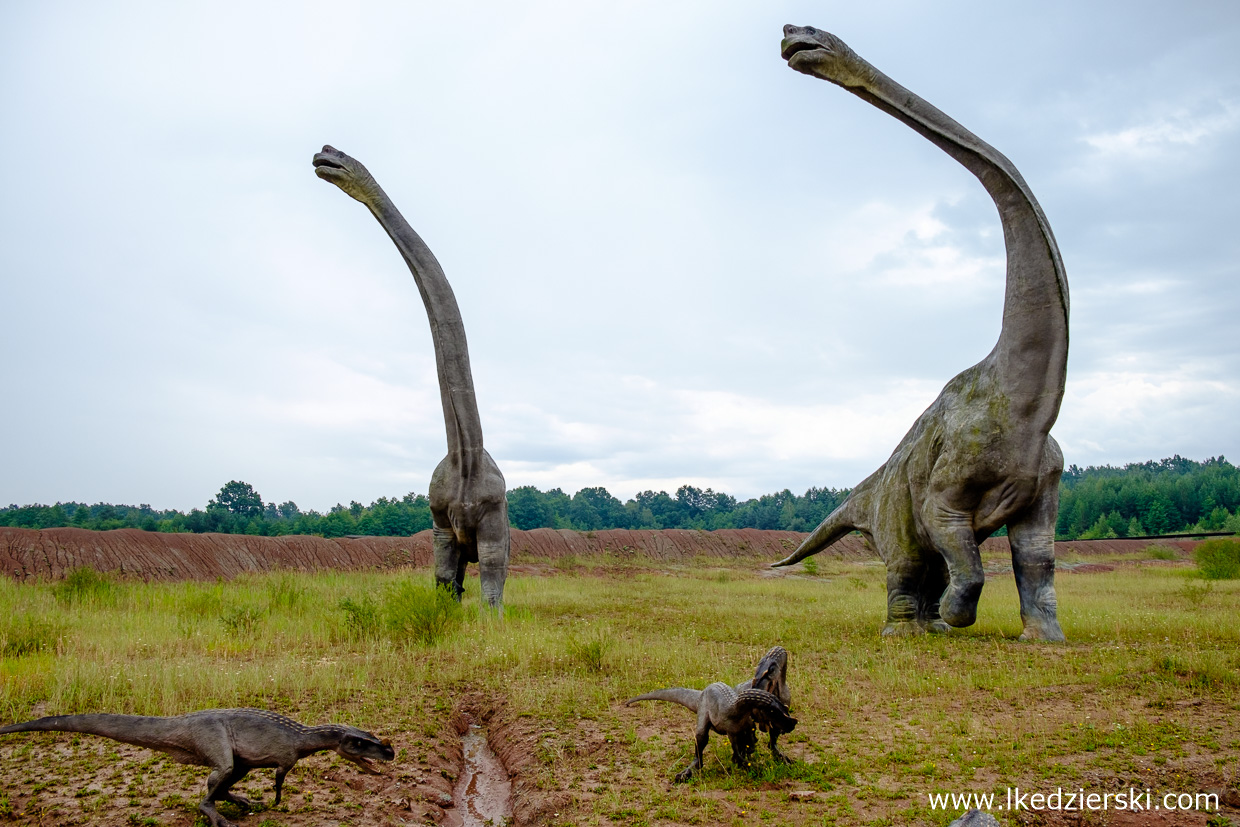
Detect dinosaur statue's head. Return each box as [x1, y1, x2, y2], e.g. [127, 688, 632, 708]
[313, 145, 382, 205]
[780, 25, 870, 88]
[750, 646, 788, 699]
[336, 726, 396, 774]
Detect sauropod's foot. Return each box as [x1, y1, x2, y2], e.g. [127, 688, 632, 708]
[939, 583, 981, 627]
[1018, 618, 1066, 642]
[882, 620, 926, 636]
[924, 619, 953, 634]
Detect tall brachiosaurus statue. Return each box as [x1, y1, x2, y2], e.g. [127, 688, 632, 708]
[772, 27, 1069, 642]
[314, 146, 509, 610]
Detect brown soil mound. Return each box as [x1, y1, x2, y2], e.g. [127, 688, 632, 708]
[0, 526, 1203, 583]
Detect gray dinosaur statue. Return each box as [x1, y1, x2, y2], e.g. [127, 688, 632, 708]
[951, 810, 1002, 826]
[627, 647, 797, 781]
[0, 707, 395, 827]
[772, 26, 1069, 642]
[314, 145, 510, 609]
[737, 645, 793, 764]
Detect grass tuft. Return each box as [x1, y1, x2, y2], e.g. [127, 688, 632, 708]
[51, 567, 117, 605]
[1194, 538, 1240, 579]
[384, 580, 463, 645]
[0, 614, 64, 657]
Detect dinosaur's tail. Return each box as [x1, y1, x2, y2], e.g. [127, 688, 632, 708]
[0, 714, 172, 748]
[625, 688, 702, 713]
[771, 477, 874, 567]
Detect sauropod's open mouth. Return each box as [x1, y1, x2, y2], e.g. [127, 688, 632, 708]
[781, 39, 825, 61]
[312, 154, 346, 171]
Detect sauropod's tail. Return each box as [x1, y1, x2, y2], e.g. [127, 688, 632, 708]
[625, 688, 702, 713]
[772, 475, 877, 567]
[735, 689, 798, 734]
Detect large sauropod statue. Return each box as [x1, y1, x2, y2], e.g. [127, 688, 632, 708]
[772, 27, 1068, 642]
[314, 146, 509, 610]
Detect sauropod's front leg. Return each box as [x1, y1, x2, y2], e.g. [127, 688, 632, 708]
[921, 492, 985, 628]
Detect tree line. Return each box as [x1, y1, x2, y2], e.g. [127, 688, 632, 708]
[3, 455, 1238, 540]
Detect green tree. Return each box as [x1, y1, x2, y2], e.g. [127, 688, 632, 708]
[209, 481, 264, 519]
[507, 486, 552, 530]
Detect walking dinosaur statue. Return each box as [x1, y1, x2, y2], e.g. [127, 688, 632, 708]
[771, 26, 1069, 642]
[314, 145, 510, 609]
[626, 647, 797, 781]
[0, 707, 395, 827]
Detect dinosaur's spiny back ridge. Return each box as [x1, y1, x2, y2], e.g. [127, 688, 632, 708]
[187, 708, 354, 739]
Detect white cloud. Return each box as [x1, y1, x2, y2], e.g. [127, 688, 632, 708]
[1081, 100, 1240, 159]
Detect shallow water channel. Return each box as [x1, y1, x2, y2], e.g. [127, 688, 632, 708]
[444, 724, 514, 827]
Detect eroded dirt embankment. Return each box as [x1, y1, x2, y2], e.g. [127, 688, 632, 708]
[0, 525, 1199, 582]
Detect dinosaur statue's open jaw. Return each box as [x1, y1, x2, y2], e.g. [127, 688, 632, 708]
[781, 38, 826, 62]
[348, 755, 382, 774]
[312, 154, 346, 172]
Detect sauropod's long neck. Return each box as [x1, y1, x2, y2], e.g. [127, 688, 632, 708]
[364, 189, 485, 462]
[839, 60, 1069, 431]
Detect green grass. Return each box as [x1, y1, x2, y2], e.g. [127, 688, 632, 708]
[0, 559, 1237, 826]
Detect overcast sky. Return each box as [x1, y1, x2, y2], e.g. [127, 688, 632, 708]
[3, 1, 1237, 513]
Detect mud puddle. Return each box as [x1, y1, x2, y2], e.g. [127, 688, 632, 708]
[444, 723, 514, 827]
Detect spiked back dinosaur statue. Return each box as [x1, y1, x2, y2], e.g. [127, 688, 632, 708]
[314, 146, 510, 609]
[0, 708, 394, 827]
[772, 27, 1068, 642]
[627, 647, 797, 781]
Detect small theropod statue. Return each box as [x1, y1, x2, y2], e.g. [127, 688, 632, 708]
[627, 646, 796, 781]
[0, 708, 395, 827]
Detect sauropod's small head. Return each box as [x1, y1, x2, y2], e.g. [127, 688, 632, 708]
[337, 727, 396, 774]
[780, 25, 868, 87]
[313, 145, 381, 205]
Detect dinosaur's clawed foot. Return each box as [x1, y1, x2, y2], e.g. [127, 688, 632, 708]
[924, 619, 953, 634]
[223, 793, 256, 811]
[674, 765, 698, 783]
[200, 806, 239, 827]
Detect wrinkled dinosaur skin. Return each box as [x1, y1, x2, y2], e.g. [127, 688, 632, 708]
[771, 26, 1069, 643]
[627, 647, 798, 781]
[0, 708, 394, 827]
[314, 146, 510, 610]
